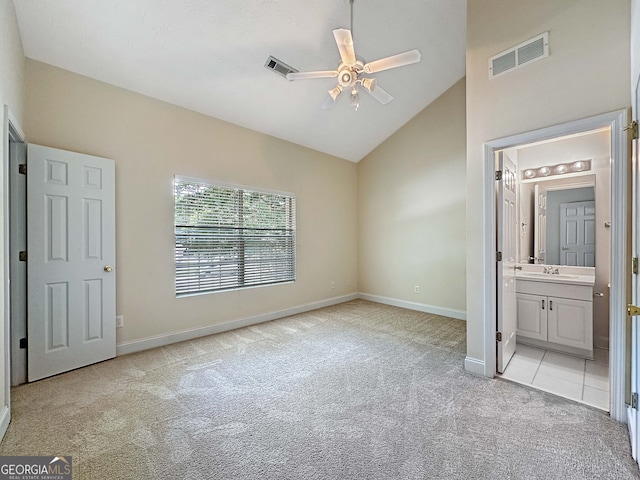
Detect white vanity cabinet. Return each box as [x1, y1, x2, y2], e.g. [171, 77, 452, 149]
[516, 278, 593, 359]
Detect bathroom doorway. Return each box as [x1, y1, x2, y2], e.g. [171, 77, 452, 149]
[481, 110, 629, 422]
[496, 128, 611, 410]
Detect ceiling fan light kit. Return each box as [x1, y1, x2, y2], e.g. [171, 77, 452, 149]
[284, 0, 421, 110]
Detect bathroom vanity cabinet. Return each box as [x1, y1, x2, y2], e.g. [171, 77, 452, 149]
[516, 278, 593, 359]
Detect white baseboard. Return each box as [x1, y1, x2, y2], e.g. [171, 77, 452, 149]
[357, 293, 466, 321]
[116, 293, 358, 356]
[594, 335, 610, 350]
[464, 356, 485, 376]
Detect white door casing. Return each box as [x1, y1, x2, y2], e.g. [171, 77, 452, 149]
[629, 63, 640, 462]
[534, 184, 547, 264]
[27, 144, 115, 382]
[497, 152, 518, 373]
[560, 200, 596, 267]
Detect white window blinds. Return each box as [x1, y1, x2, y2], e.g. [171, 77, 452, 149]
[174, 177, 296, 296]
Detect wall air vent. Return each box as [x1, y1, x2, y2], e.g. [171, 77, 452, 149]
[489, 32, 549, 79]
[265, 56, 298, 78]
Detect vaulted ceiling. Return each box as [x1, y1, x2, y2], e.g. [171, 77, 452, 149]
[13, 0, 466, 162]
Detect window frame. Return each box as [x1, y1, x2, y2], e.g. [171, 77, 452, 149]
[174, 175, 296, 296]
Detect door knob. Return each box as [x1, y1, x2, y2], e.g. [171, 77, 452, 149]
[104, 265, 113, 272]
[628, 304, 640, 316]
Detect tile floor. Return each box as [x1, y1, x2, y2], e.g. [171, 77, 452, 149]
[498, 344, 609, 410]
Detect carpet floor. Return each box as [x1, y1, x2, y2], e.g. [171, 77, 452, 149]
[1, 299, 638, 479]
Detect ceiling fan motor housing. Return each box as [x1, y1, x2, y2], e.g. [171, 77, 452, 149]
[337, 61, 364, 87]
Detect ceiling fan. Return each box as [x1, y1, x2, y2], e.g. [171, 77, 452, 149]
[286, 0, 421, 110]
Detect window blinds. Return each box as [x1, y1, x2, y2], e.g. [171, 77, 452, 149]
[174, 177, 296, 295]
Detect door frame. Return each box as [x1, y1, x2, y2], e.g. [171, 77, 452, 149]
[481, 109, 629, 422]
[2, 105, 25, 439]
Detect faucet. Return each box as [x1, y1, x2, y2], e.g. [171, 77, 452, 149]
[543, 266, 560, 274]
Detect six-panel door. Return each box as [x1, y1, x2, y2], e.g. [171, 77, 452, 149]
[27, 144, 115, 382]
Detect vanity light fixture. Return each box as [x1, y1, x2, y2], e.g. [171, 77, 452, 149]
[572, 160, 587, 171]
[520, 159, 591, 180]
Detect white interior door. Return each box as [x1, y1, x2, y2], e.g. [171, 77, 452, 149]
[559, 200, 596, 266]
[27, 144, 116, 382]
[497, 152, 518, 373]
[534, 184, 547, 264]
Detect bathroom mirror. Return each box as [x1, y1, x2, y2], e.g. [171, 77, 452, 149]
[519, 174, 596, 266]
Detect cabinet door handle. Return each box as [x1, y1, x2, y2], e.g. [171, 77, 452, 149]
[542, 299, 545, 310]
[550, 300, 553, 311]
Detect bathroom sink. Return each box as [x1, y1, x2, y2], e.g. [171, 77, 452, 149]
[518, 272, 580, 280]
[516, 270, 595, 286]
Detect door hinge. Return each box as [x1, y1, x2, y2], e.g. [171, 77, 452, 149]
[624, 120, 638, 140]
[496, 251, 502, 262]
[18, 251, 27, 262]
[495, 170, 503, 181]
[628, 304, 640, 316]
[19, 338, 27, 349]
[496, 331, 502, 342]
[18, 164, 26, 175]
[633, 257, 639, 275]
[632, 392, 638, 410]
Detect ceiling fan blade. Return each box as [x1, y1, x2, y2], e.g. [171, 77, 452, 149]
[363, 49, 421, 74]
[286, 70, 338, 81]
[322, 95, 337, 110]
[333, 28, 357, 66]
[363, 83, 393, 105]
[322, 85, 343, 109]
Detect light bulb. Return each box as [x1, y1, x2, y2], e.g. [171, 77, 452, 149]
[538, 166, 550, 176]
[350, 88, 360, 110]
[524, 169, 536, 179]
[555, 164, 568, 174]
[572, 161, 586, 171]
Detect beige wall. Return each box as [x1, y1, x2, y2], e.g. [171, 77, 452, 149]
[0, 0, 24, 126]
[0, 0, 24, 425]
[633, 0, 640, 90]
[358, 78, 466, 317]
[25, 60, 358, 347]
[466, 0, 631, 367]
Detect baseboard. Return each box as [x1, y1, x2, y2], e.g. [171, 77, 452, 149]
[464, 356, 485, 375]
[0, 404, 10, 442]
[357, 293, 466, 321]
[116, 293, 359, 356]
[594, 335, 609, 350]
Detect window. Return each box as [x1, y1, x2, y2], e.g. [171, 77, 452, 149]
[174, 176, 296, 296]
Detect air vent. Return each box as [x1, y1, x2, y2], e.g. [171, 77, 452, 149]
[489, 32, 549, 79]
[265, 56, 298, 78]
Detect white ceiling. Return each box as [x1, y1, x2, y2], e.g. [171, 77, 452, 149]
[13, 0, 467, 162]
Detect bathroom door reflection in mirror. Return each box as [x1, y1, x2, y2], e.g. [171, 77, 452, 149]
[520, 175, 596, 266]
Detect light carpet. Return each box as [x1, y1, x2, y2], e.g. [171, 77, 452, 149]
[1, 299, 638, 479]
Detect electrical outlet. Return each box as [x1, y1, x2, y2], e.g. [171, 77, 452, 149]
[115, 315, 124, 328]
[330, 281, 335, 289]
[414, 285, 420, 294]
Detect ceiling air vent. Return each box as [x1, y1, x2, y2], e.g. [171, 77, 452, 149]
[489, 32, 549, 79]
[265, 56, 298, 78]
